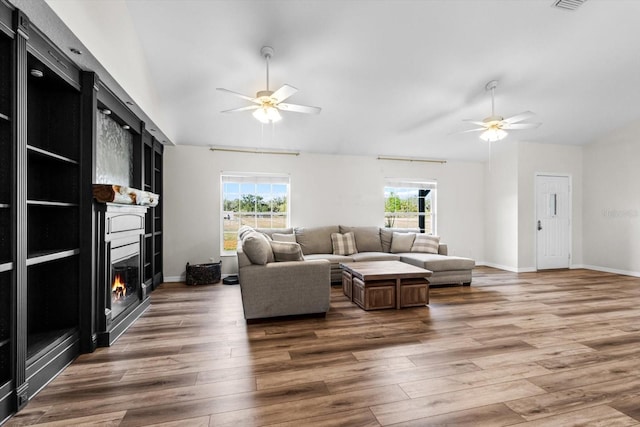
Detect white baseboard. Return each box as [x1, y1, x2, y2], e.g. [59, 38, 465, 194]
[581, 264, 640, 278]
[479, 262, 536, 273]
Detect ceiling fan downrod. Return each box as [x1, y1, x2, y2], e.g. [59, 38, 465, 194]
[261, 46, 274, 92]
[486, 80, 498, 117]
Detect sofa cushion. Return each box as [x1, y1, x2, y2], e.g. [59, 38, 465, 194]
[351, 252, 400, 262]
[270, 241, 304, 262]
[380, 228, 421, 252]
[294, 226, 339, 255]
[242, 231, 275, 265]
[331, 232, 358, 255]
[400, 253, 475, 272]
[390, 232, 416, 253]
[411, 234, 440, 254]
[304, 253, 352, 266]
[339, 226, 383, 252]
[272, 233, 296, 243]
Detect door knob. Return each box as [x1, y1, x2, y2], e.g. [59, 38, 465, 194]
[537, 220, 542, 231]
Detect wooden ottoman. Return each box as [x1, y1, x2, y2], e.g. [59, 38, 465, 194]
[340, 261, 432, 310]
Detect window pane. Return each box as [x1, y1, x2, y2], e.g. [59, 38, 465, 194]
[384, 181, 436, 233]
[221, 174, 290, 253]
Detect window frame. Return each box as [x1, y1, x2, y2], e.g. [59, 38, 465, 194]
[220, 172, 291, 255]
[383, 179, 437, 234]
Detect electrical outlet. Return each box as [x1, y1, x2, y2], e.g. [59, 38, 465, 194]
[17, 390, 28, 409]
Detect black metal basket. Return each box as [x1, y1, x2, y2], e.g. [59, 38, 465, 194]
[185, 261, 221, 285]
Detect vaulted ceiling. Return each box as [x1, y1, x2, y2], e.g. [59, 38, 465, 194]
[43, 0, 640, 161]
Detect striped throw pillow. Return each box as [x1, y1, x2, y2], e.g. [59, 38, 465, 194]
[411, 234, 440, 254]
[331, 232, 358, 255]
[270, 241, 304, 262]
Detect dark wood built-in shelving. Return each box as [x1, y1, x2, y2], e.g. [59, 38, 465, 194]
[0, 2, 167, 422]
[140, 132, 163, 289]
[0, 3, 14, 422]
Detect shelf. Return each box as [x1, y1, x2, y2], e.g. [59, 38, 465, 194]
[144, 233, 152, 238]
[144, 262, 151, 268]
[26, 248, 80, 266]
[153, 231, 162, 236]
[27, 328, 76, 362]
[0, 262, 11, 273]
[0, 204, 8, 208]
[28, 205, 79, 254]
[0, 113, 8, 121]
[27, 144, 79, 165]
[0, 339, 8, 348]
[27, 200, 79, 207]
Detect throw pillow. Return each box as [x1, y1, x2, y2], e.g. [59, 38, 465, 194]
[390, 232, 416, 253]
[238, 225, 254, 240]
[331, 232, 358, 255]
[339, 226, 383, 252]
[270, 241, 304, 262]
[242, 231, 274, 265]
[272, 233, 297, 243]
[411, 234, 440, 254]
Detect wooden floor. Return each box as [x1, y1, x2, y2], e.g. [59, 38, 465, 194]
[6, 267, 640, 426]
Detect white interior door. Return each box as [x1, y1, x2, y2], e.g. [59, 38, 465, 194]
[536, 175, 570, 270]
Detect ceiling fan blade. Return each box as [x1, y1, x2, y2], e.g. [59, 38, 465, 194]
[501, 122, 541, 130]
[270, 84, 298, 103]
[221, 105, 260, 113]
[462, 120, 489, 127]
[503, 111, 535, 124]
[460, 127, 487, 133]
[217, 88, 260, 103]
[277, 103, 321, 114]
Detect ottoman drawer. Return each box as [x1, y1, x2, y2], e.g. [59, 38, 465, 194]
[353, 278, 395, 310]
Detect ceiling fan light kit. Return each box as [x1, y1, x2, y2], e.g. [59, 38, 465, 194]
[480, 127, 508, 142]
[217, 46, 321, 124]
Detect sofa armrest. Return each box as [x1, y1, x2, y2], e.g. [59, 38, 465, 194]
[438, 244, 448, 256]
[239, 259, 329, 285]
[238, 259, 331, 319]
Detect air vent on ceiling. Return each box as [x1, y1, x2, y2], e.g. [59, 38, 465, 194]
[552, 0, 588, 11]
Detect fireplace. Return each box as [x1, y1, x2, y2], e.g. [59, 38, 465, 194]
[95, 203, 149, 347]
[110, 244, 140, 320]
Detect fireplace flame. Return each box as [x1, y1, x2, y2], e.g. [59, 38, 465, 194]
[112, 273, 127, 301]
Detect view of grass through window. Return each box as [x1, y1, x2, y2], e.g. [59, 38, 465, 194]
[221, 175, 289, 252]
[384, 182, 435, 234]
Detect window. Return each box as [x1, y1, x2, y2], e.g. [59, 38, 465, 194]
[221, 173, 290, 253]
[384, 180, 436, 234]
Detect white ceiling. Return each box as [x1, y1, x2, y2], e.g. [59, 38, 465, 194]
[61, 1, 640, 161]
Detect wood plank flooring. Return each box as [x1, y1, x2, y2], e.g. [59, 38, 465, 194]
[6, 267, 640, 426]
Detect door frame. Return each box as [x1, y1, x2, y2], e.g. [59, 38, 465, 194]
[535, 173, 572, 270]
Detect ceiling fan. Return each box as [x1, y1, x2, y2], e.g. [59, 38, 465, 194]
[462, 80, 541, 142]
[217, 46, 321, 124]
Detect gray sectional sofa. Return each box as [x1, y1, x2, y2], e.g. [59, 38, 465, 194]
[236, 225, 475, 320]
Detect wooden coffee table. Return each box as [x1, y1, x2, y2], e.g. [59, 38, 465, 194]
[340, 261, 432, 310]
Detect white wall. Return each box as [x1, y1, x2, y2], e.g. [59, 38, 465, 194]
[483, 141, 519, 271]
[163, 146, 485, 281]
[45, 0, 172, 140]
[517, 142, 583, 271]
[583, 120, 640, 276]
